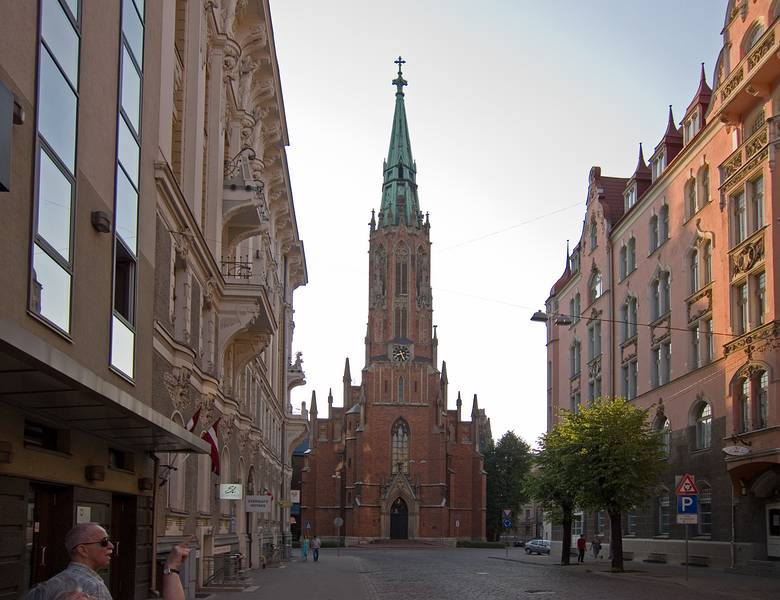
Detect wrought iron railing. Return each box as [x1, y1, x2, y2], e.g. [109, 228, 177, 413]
[202, 553, 245, 586]
[221, 258, 252, 280]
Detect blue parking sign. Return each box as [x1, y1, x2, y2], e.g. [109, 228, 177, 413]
[677, 494, 698, 514]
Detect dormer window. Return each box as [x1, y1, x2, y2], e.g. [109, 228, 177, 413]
[652, 151, 666, 181]
[683, 110, 700, 145]
[570, 250, 580, 274]
[624, 185, 637, 211]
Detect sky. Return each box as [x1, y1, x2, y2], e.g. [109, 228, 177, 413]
[270, 1, 727, 448]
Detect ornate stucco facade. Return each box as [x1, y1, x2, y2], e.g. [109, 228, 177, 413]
[542, 0, 780, 568]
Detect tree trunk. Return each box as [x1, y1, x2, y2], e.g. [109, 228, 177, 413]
[560, 506, 572, 566]
[609, 509, 623, 572]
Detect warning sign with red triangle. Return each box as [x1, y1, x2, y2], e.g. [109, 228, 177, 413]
[675, 473, 699, 495]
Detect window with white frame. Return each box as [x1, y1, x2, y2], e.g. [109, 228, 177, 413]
[659, 204, 669, 243]
[689, 248, 699, 293]
[627, 237, 636, 273]
[619, 245, 628, 280]
[757, 370, 769, 429]
[620, 296, 637, 342]
[684, 110, 700, 144]
[649, 215, 659, 252]
[734, 281, 749, 335]
[624, 185, 637, 211]
[589, 270, 603, 303]
[690, 323, 701, 369]
[754, 271, 766, 326]
[651, 340, 671, 388]
[703, 318, 715, 364]
[588, 321, 601, 360]
[749, 175, 764, 234]
[621, 359, 637, 400]
[588, 376, 602, 403]
[652, 151, 666, 181]
[570, 390, 581, 414]
[739, 377, 751, 433]
[572, 512, 583, 537]
[569, 292, 581, 323]
[570, 340, 581, 377]
[702, 240, 712, 285]
[732, 190, 747, 245]
[695, 402, 712, 449]
[651, 271, 671, 320]
[743, 22, 765, 56]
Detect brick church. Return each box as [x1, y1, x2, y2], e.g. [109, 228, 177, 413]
[300, 60, 488, 543]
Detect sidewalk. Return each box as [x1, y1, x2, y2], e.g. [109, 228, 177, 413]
[490, 549, 780, 598]
[203, 552, 375, 600]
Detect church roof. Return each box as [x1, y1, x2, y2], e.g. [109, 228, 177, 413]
[378, 57, 421, 228]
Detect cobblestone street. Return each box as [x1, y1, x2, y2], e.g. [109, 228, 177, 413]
[209, 547, 779, 600]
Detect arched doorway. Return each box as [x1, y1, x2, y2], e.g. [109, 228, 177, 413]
[390, 498, 408, 539]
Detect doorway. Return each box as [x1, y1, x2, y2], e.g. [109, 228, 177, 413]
[109, 494, 136, 600]
[390, 498, 408, 539]
[28, 484, 72, 586]
[767, 502, 780, 558]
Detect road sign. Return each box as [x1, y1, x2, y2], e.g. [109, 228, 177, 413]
[219, 483, 243, 499]
[246, 495, 272, 512]
[334, 517, 344, 527]
[676, 494, 699, 525]
[502, 519, 512, 528]
[305, 520, 312, 530]
[675, 473, 699, 495]
[502, 508, 512, 518]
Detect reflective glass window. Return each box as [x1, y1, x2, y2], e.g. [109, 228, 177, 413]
[37, 148, 73, 259]
[115, 168, 138, 254]
[32, 244, 71, 331]
[111, 315, 135, 377]
[121, 45, 141, 133]
[122, 0, 144, 64]
[41, 0, 80, 86]
[117, 116, 139, 185]
[39, 47, 77, 174]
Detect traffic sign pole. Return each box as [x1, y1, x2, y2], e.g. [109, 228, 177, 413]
[685, 524, 688, 581]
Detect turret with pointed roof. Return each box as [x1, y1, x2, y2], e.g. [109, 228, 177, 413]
[378, 57, 421, 228]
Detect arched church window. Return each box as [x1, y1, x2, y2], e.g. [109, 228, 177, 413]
[395, 245, 409, 296]
[398, 377, 405, 402]
[394, 304, 408, 338]
[391, 419, 410, 475]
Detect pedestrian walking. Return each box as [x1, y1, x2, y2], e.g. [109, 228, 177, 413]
[25, 524, 191, 600]
[311, 535, 321, 562]
[591, 537, 602, 559]
[301, 535, 309, 561]
[576, 534, 587, 564]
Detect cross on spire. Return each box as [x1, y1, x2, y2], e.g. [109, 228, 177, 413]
[392, 56, 407, 96]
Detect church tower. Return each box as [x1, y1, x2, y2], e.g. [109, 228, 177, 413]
[301, 59, 486, 543]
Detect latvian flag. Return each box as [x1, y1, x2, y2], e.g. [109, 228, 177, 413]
[185, 407, 201, 432]
[202, 418, 221, 475]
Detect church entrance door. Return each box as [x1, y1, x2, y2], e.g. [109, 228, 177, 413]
[390, 497, 409, 539]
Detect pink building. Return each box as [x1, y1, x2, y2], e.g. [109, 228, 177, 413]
[541, 0, 780, 568]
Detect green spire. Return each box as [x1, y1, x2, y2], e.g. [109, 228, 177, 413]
[378, 56, 421, 228]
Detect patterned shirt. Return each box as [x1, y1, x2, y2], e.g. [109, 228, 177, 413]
[25, 563, 112, 600]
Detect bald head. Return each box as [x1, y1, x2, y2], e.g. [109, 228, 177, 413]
[64, 524, 102, 556]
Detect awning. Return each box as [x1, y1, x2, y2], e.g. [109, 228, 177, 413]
[0, 319, 209, 453]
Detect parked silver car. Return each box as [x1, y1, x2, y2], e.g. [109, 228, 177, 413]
[524, 539, 551, 555]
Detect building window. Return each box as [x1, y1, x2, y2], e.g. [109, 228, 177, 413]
[619, 245, 627, 280]
[589, 270, 602, 303]
[735, 282, 749, 335]
[588, 376, 602, 403]
[649, 215, 659, 252]
[398, 377, 405, 402]
[624, 185, 637, 211]
[690, 324, 700, 370]
[754, 271, 766, 326]
[627, 237, 636, 273]
[732, 190, 747, 245]
[621, 297, 637, 342]
[743, 22, 766, 56]
[569, 293, 581, 323]
[659, 205, 669, 243]
[651, 340, 671, 388]
[627, 509, 637, 535]
[588, 322, 601, 360]
[391, 420, 410, 475]
[572, 512, 583, 537]
[657, 491, 670, 535]
[698, 165, 710, 205]
[651, 271, 670, 320]
[30, 0, 82, 333]
[395, 247, 409, 295]
[739, 377, 750, 433]
[757, 370, 769, 429]
[110, 0, 145, 378]
[621, 359, 637, 400]
[394, 304, 407, 338]
[570, 391, 581, 414]
[686, 177, 697, 217]
[589, 218, 597, 251]
[570, 340, 581, 377]
[698, 483, 712, 535]
[656, 417, 671, 458]
[749, 176, 764, 233]
[689, 249, 699, 293]
[703, 318, 715, 364]
[695, 402, 712, 449]
[702, 241, 712, 284]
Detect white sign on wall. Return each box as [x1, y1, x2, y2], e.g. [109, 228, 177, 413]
[76, 506, 91, 524]
[246, 495, 272, 512]
[290, 490, 300, 503]
[219, 483, 243, 500]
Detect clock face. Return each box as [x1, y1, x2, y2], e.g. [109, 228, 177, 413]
[392, 345, 411, 362]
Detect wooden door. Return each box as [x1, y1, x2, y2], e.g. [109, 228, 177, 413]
[109, 494, 136, 600]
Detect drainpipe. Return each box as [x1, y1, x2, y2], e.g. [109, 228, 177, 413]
[730, 481, 736, 568]
[607, 238, 616, 397]
[150, 453, 160, 597]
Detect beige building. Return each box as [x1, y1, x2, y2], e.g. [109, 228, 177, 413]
[0, 1, 307, 599]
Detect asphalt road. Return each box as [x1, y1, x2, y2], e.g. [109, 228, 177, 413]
[213, 546, 779, 600]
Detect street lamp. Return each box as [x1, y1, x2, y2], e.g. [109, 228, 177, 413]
[530, 310, 573, 326]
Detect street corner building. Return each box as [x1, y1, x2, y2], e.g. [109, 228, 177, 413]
[539, 0, 780, 569]
[0, 1, 308, 599]
[299, 62, 489, 545]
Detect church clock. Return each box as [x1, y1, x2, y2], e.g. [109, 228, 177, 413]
[391, 344, 411, 363]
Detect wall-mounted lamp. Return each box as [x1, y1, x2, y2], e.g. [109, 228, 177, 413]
[91, 211, 111, 233]
[224, 147, 257, 178]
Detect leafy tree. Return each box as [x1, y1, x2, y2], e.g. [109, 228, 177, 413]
[560, 397, 665, 571]
[484, 431, 532, 541]
[531, 426, 579, 565]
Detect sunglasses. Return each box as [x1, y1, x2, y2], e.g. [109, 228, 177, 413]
[77, 537, 112, 549]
